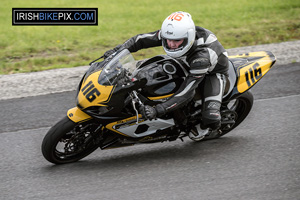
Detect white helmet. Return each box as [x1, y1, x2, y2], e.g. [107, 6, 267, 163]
[161, 11, 196, 58]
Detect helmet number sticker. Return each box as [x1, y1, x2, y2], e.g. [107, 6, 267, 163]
[168, 13, 184, 21]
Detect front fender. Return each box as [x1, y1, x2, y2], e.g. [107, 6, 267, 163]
[67, 107, 92, 123]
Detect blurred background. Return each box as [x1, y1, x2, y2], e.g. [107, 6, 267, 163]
[1, 0, 299, 74]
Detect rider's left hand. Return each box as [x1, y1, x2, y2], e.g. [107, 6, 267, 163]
[103, 45, 122, 59]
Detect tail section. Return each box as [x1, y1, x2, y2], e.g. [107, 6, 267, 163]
[229, 51, 276, 93]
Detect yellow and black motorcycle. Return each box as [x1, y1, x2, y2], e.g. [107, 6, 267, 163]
[42, 49, 276, 164]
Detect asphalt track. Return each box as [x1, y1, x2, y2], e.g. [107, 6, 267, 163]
[0, 63, 299, 200]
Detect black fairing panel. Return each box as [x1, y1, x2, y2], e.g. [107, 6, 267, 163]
[134, 56, 187, 97]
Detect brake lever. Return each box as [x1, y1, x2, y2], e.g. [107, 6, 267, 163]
[131, 90, 144, 124]
[89, 55, 104, 65]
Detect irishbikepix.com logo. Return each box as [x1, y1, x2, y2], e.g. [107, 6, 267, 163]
[12, 8, 98, 26]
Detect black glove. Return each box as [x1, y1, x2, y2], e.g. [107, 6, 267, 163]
[140, 105, 157, 120]
[103, 45, 122, 59]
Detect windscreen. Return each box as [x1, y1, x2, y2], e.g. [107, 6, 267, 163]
[98, 49, 136, 86]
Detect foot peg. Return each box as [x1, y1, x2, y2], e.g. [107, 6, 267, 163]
[188, 125, 210, 141]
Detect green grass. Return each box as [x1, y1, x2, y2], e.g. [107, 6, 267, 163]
[1, 0, 299, 74]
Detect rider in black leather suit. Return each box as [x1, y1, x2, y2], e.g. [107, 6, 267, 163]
[104, 11, 229, 139]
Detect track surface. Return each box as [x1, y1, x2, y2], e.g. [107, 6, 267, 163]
[0, 63, 299, 200]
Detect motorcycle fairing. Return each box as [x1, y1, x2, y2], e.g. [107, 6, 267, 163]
[67, 107, 92, 123]
[134, 55, 187, 98]
[68, 50, 276, 127]
[77, 71, 115, 109]
[105, 115, 175, 138]
[148, 94, 174, 100]
[229, 51, 276, 93]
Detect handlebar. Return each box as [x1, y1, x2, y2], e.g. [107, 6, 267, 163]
[89, 55, 104, 65]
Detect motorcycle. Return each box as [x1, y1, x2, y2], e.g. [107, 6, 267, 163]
[42, 49, 276, 164]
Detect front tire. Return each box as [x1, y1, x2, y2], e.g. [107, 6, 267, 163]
[41, 116, 99, 164]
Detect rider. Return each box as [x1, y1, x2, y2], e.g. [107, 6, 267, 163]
[104, 11, 229, 140]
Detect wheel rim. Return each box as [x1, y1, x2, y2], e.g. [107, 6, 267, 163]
[221, 96, 250, 133]
[54, 123, 99, 161]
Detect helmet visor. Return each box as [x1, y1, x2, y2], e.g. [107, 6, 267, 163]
[162, 37, 188, 52]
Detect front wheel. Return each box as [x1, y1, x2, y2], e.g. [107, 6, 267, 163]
[41, 116, 100, 164]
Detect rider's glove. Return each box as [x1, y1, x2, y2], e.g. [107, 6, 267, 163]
[140, 104, 166, 120]
[103, 45, 122, 59]
[140, 105, 157, 120]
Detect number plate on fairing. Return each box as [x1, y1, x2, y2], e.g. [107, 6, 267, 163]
[229, 51, 276, 93]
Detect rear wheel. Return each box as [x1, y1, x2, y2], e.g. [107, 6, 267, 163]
[204, 91, 254, 140]
[41, 116, 101, 164]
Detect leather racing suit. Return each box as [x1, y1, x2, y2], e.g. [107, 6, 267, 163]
[116, 26, 229, 129]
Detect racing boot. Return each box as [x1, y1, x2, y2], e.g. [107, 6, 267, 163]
[201, 100, 222, 131]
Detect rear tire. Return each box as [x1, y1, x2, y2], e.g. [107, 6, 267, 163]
[41, 116, 99, 164]
[204, 91, 254, 140]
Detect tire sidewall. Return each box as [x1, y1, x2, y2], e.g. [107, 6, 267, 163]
[41, 116, 98, 164]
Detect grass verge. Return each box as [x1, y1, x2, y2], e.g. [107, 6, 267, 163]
[1, 0, 299, 74]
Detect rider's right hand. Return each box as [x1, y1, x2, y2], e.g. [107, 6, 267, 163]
[139, 105, 157, 121]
